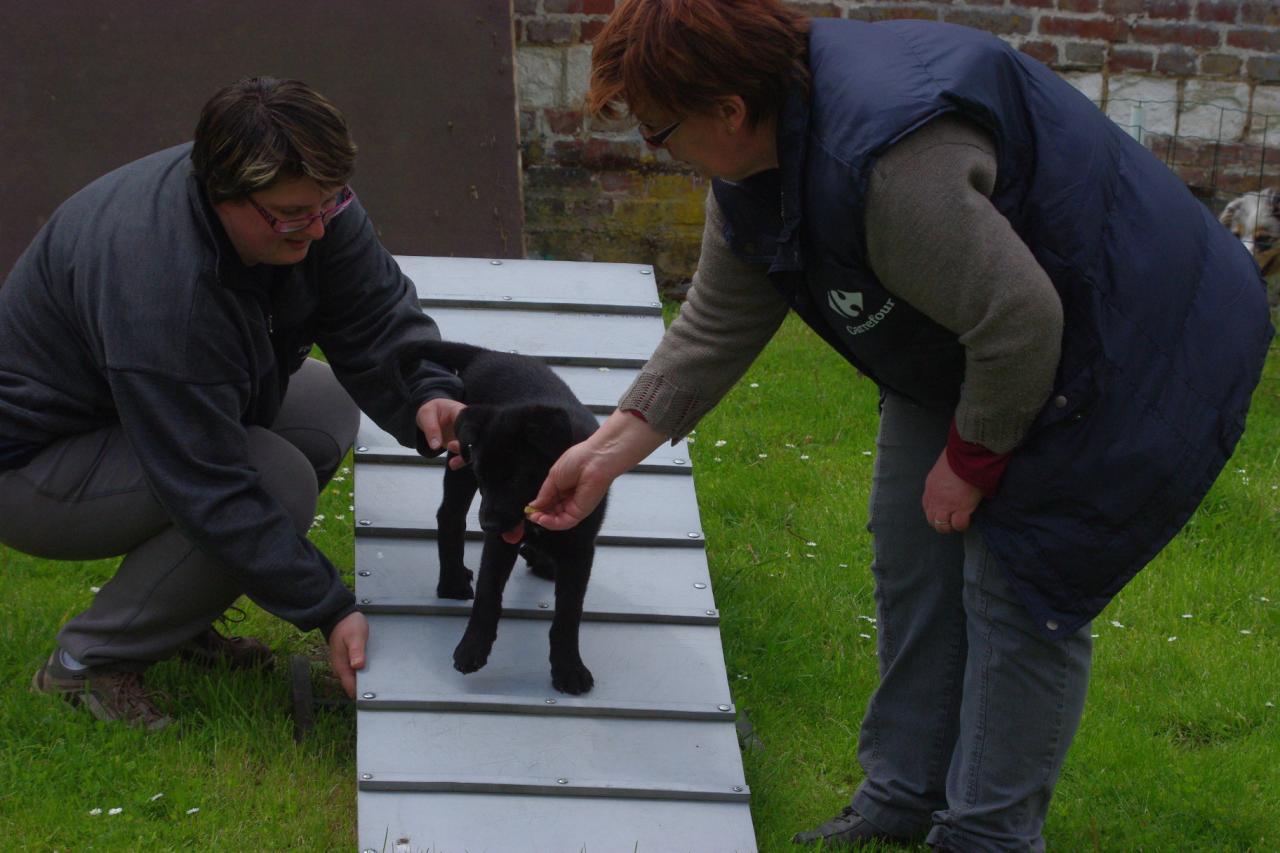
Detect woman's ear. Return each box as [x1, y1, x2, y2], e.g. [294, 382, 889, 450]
[719, 95, 748, 134]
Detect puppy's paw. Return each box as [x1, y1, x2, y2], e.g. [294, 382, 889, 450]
[436, 568, 475, 600]
[551, 660, 594, 695]
[453, 637, 492, 674]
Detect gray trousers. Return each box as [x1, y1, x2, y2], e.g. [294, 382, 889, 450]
[851, 392, 1092, 853]
[0, 359, 359, 670]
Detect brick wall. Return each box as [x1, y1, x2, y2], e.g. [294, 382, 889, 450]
[515, 0, 1280, 293]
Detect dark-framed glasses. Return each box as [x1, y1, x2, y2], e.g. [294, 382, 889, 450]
[638, 119, 681, 148]
[249, 185, 355, 234]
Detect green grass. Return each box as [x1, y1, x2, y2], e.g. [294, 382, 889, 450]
[2, 317, 1276, 851]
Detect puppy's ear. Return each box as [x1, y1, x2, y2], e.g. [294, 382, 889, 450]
[524, 405, 574, 457]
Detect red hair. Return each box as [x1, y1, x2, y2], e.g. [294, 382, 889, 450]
[586, 0, 810, 127]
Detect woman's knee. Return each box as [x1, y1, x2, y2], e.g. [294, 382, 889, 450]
[246, 428, 319, 536]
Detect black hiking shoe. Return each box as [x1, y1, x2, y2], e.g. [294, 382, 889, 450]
[793, 806, 910, 848]
[177, 625, 274, 670]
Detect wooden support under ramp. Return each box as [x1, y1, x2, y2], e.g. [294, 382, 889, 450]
[354, 257, 757, 852]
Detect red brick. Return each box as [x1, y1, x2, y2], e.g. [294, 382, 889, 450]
[789, 2, 843, 16]
[1200, 53, 1243, 76]
[1227, 28, 1280, 52]
[545, 108, 584, 135]
[1038, 15, 1129, 41]
[944, 9, 1033, 35]
[1056, 0, 1100, 11]
[1196, 1, 1239, 23]
[1132, 23, 1220, 48]
[1019, 40, 1059, 64]
[580, 20, 606, 41]
[582, 137, 645, 168]
[513, 0, 538, 13]
[597, 171, 637, 193]
[1241, 1, 1280, 26]
[847, 6, 940, 21]
[1155, 47, 1197, 75]
[1107, 47, 1155, 72]
[1145, 0, 1191, 20]
[583, 0, 616, 13]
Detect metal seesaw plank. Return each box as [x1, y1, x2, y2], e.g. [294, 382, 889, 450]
[354, 465, 707, 546]
[355, 538, 719, 623]
[423, 306, 663, 365]
[359, 790, 758, 853]
[396, 255, 664, 314]
[355, 411, 693, 472]
[357, 710, 745, 795]
[359, 614, 733, 718]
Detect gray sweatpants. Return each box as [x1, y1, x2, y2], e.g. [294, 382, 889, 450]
[850, 392, 1093, 852]
[0, 359, 359, 670]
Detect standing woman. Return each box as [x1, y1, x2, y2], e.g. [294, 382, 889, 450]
[526, 0, 1272, 849]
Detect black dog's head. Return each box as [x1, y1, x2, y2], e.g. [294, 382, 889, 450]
[454, 403, 576, 534]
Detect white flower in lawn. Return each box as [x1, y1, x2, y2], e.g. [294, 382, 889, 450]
[862, 451, 873, 456]
[839, 563, 848, 568]
[186, 807, 200, 815]
[750, 382, 760, 388]
[89, 808, 102, 816]
[1182, 613, 1194, 619]
[858, 615, 876, 623]
[714, 457, 722, 463]
[758, 453, 768, 458]
[806, 540, 817, 547]
[1241, 629, 1253, 635]
[805, 553, 815, 559]
[314, 514, 326, 521]
[1091, 634, 1100, 638]
[1110, 620, 1124, 628]
[1266, 702, 1275, 708]
[149, 793, 164, 802]
[348, 505, 354, 512]
[686, 436, 696, 443]
[714, 440, 727, 447]
[859, 633, 872, 639]
[335, 515, 345, 521]
[785, 443, 797, 448]
[90, 586, 100, 594]
[1261, 596, 1271, 602]
[800, 454, 810, 460]
[108, 808, 122, 816]
[342, 467, 351, 474]
[1168, 636, 1177, 642]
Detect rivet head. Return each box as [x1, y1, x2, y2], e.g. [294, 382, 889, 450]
[693, 582, 707, 589]
[358, 570, 371, 577]
[673, 458, 686, 465]
[362, 692, 375, 700]
[361, 773, 373, 780]
[557, 778, 569, 784]
[718, 704, 732, 712]
[490, 259, 503, 265]
[545, 698, 557, 705]
[1054, 395, 1068, 408]
[502, 295, 512, 300]
[687, 531, 701, 539]
[538, 602, 550, 609]
[706, 610, 717, 616]
[360, 598, 370, 605]
[733, 785, 744, 792]
[650, 301, 661, 307]
[356, 446, 368, 453]
[359, 519, 372, 526]
[1045, 619, 1060, 631]
[639, 269, 652, 275]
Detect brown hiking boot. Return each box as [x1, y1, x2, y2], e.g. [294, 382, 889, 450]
[31, 651, 173, 732]
[176, 625, 274, 670]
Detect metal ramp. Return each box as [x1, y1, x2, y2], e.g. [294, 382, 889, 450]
[354, 257, 757, 853]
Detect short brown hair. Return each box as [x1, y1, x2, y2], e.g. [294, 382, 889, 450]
[192, 77, 357, 203]
[586, 0, 809, 126]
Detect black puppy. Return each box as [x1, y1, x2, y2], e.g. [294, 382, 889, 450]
[425, 340, 606, 695]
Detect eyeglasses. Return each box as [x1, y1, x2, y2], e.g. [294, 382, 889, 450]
[638, 119, 681, 148]
[248, 186, 355, 234]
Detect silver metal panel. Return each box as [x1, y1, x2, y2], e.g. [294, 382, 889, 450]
[359, 614, 733, 717]
[354, 465, 706, 545]
[358, 710, 745, 793]
[423, 306, 663, 365]
[355, 412, 693, 472]
[359, 791, 758, 853]
[396, 255, 664, 313]
[355, 539, 718, 623]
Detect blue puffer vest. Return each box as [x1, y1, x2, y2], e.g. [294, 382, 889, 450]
[713, 19, 1273, 638]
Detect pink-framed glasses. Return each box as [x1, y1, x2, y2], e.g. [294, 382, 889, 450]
[248, 185, 355, 234]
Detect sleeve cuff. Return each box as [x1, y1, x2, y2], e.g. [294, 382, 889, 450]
[945, 419, 1012, 496]
[319, 602, 359, 641]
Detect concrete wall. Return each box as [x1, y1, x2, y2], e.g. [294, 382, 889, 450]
[513, 0, 1280, 294]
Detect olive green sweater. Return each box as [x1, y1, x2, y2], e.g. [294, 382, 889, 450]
[619, 115, 1063, 454]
